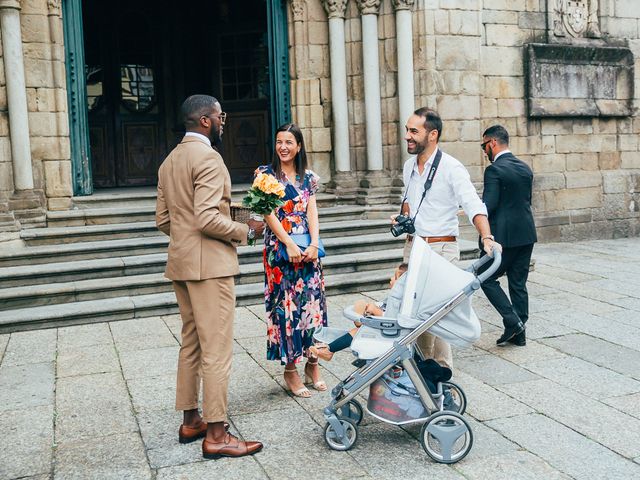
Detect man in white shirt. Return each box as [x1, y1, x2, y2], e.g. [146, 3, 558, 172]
[394, 107, 498, 368]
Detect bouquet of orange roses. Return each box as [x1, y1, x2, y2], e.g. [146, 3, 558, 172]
[243, 172, 286, 216]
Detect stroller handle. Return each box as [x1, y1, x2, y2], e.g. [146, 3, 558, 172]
[469, 247, 502, 284]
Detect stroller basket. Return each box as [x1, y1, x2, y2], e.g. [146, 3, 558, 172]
[368, 368, 426, 424]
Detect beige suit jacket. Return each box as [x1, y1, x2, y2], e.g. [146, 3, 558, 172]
[156, 136, 249, 281]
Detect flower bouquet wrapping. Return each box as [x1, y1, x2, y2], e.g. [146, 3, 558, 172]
[243, 172, 286, 244]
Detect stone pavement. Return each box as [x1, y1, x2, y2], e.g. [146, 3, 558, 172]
[2, 237, 640, 480]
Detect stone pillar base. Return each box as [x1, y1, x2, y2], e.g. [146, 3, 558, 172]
[355, 171, 403, 206]
[0, 199, 19, 233]
[324, 171, 360, 203]
[9, 189, 47, 229]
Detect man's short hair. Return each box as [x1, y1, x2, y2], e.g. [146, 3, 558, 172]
[413, 107, 442, 140]
[181, 95, 219, 129]
[483, 124, 509, 145]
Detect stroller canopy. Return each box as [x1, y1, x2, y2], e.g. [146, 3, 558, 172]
[394, 237, 481, 348]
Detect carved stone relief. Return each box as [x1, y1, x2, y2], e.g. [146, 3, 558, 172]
[526, 43, 633, 117]
[322, 0, 348, 19]
[47, 0, 61, 15]
[291, 0, 305, 22]
[391, 0, 415, 11]
[549, 0, 601, 40]
[356, 0, 381, 16]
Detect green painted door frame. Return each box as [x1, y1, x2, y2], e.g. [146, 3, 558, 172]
[267, 0, 292, 133]
[62, 0, 92, 195]
[63, 0, 290, 195]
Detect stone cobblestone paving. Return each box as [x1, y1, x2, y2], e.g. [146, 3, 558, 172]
[1, 238, 640, 479]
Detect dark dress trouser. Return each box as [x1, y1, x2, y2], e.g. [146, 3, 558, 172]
[479, 243, 534, 329]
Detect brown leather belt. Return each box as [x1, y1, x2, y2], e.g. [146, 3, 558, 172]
[423, 235, 456, 243]
[420, 237, 456, 243]
[409, 235, 457, 243]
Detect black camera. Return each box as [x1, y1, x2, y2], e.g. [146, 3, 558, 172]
[390, 214, 416, 237]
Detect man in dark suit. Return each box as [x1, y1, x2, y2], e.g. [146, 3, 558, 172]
[480, 125, 537, 346]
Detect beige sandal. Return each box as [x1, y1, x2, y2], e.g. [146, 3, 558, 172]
[304, 359, 327, 391]
[309, 343, 334, 362]
[284, 367, 311, 398]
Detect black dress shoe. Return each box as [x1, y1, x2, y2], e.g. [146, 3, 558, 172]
[496, 322, 525, 346]
[508, 331, 526, 347]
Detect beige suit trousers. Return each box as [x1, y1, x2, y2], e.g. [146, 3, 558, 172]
[403, 237, 458, 370]
[173, 276, 235, 423]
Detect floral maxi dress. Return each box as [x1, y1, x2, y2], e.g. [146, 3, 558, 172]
[257, 165, 328, 364]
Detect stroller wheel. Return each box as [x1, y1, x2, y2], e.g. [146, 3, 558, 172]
[441, 381, 467, 415]
[324, 418, 358, 451]
[420, 411, 473, 464]
[337, 400, 364, 425]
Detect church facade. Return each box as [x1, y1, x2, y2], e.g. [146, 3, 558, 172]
[1, 0, 639, 241]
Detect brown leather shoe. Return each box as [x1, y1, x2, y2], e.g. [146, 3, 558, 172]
[202, 433, 263, 459]
[179, 421, 229, 444]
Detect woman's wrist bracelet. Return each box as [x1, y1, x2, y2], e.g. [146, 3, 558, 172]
[309, 244, 319, 249]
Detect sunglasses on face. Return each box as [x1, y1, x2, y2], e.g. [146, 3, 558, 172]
[202, 112, 227, 123]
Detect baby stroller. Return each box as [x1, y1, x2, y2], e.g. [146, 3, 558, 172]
[313, 237, 501, 464]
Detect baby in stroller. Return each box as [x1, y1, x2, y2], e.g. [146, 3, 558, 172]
[310, 263, 407, 362]
[310, 262, 455, 398]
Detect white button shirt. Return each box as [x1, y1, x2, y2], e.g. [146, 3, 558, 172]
[184, 131, 211, 146]
[402, 149, 487, 237]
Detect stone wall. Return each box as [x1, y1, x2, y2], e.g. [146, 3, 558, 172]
[288, 0, 410, 183]
[0, 0, 72, 221]
[474, 0, 640, 241]
[289, 0, 640, 240]
[1, 0, 638, 241]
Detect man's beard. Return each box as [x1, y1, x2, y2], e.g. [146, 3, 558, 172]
[208, 125, 221, 145]
[407, 141, 426, 155]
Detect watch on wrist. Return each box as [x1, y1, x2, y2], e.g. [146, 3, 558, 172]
[482, 235, 494, 241]
[247, 228, 256, 241]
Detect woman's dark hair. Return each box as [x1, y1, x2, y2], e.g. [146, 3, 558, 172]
[272, 123, 308, 181]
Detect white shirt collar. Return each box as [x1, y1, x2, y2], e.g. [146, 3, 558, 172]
[493, 149, 511, 162]
[412, 147, 439, 175]
[184, 131, 211, 147]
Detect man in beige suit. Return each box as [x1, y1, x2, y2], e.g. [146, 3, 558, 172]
[156, 95, 264, 459]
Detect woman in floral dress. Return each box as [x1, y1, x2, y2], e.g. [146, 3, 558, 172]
[257, 123, 328, 398]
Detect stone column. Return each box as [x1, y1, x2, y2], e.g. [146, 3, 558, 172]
[0, 0, 34, 191]
[47, 0, 65, 123]
[357, 0, 383, 171]
[392, 0, 415, 163]
[323, 0, 350, 173]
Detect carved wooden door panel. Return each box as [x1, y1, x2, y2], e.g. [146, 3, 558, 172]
[83, 0, 165, 187]
[222, 111, 269, 183]
[217, 27, 271, 183]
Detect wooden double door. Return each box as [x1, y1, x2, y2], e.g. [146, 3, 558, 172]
[82, 0, 271, 187]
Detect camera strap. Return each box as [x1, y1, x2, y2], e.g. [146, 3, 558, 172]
[400, 149, 443, 220]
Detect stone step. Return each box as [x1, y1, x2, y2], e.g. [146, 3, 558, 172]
[0, 238, 478, 289]
[0, 230, 405, 269]
[0, 253, 167, 289]
[20, 217, 395, 247]
[0, 249, 405, 310]
[71, 187, 158, 210]
[72, 186, 341, 210]
[0, 269, 401, 333]
[46, 203, 391, 228]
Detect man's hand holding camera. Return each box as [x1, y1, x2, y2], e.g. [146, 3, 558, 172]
[390, 213, 416, 237]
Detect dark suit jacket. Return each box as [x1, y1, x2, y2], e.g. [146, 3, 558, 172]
[482, 152, 537, 248]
